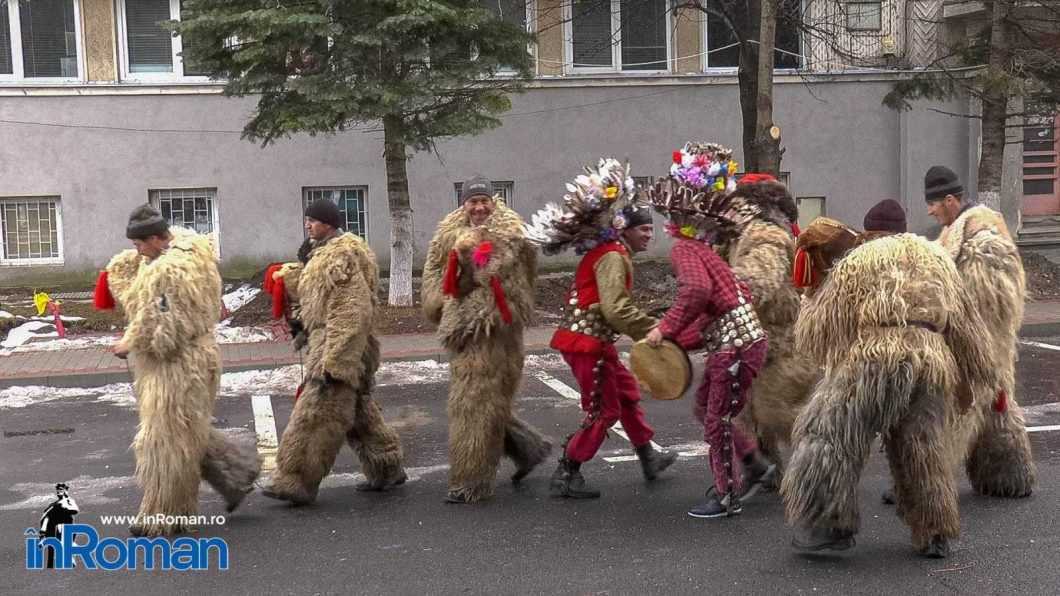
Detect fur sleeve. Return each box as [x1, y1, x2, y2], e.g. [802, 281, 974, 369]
[730, 223, 794, 316]
[319, 257, 373, 386]
[944, 271, 1002, 410]
[956, 231, 1026, 350]
[422, 223, 456, 325]
[275, 262, 303, 301]
[104, 249, 144, 308]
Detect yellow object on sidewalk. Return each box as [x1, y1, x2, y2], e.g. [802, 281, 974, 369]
[33, 291, 51, 316]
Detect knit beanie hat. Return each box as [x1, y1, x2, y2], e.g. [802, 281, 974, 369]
[863, 199, 907, 234]
[304, 199, 344, 229]
[126, 204, 169, 239]
[459, 175, 493, 204]
[924, 166, 963, 201]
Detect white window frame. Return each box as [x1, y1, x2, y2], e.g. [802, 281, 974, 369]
[700, 1, 804, 73]
[302, 186, 370, 240]
[0, 196, 65, 266]
[563, 0, 672, 75]
[845, 1, 883, 33]
[149, 187, 221, 256]
[0, 0, 85, 83]
[117, 0, 208, 82]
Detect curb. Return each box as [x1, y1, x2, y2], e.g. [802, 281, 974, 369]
[0, 344, 572, 390]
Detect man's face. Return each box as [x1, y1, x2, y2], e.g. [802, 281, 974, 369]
[56, 487, 67, 498]
[463, 195, 495, 226]
[621, 223, 654, 253]
[305, 217, 335, 241]
[132, 235, 168, 260]
[926, 194, 962, 226]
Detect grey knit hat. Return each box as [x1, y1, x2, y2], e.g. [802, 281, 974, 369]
[459, 175, 493, 204]
[924, 166, 963, 202]
[126, 204, 169, 240]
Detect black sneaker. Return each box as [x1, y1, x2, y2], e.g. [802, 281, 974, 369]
[687, 490, 741, 518]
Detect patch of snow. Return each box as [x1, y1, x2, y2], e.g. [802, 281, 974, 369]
[1, 320, 57, 349]
[223, 285, 261, 314]
[2, 334, 118, 355]
[0, 382, 133, 409]
[0, 310, 13, 318]
[220, 365, 301, 396]
[215, 322, 272, 344]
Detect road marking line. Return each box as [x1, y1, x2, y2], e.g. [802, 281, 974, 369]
[251, 395, 279, 476]
[1026, 424, 1060, 433]
[1020, 340, 1060, 352]
[533, 370, 664, 452]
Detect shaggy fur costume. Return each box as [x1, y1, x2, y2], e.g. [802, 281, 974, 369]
[714, 186, 817, 473]
[423, 203, 551, 502]
[781, 234, 998, 552]
[938, 205, 1037, 497]
[105, 228, 260, 536]
[266, 233, 405, 504]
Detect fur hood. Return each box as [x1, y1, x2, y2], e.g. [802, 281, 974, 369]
[938, 204, 1013, 261]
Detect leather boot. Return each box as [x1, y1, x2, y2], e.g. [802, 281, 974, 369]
[549, 459, 601, 499]
[918, 535, 950, 558]
[635, 444, 678, 481]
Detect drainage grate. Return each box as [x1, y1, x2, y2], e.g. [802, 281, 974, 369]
[3, 427, 75, 438]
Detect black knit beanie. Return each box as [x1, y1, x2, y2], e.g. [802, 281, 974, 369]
[459, 175, 493, 204]
[126, 204, 169, 239]
[304, 199, 344, 229]
[863, 199, 907, 234]
[924, 166, 963, 202]
[622, 204, 653, 227]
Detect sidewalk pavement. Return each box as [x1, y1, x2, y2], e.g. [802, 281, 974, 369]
[3, 301, 1060, 389]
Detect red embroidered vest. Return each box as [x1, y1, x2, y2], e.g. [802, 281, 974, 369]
[550, 241, 631, 353]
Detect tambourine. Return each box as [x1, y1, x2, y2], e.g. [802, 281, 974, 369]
[630, 339, 693, 400]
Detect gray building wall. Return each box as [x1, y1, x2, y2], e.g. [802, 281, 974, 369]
[0, 75, 970, 280]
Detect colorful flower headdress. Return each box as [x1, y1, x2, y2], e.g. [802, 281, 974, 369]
[525, 158, 641, 255]
[647, 142, 740, 242]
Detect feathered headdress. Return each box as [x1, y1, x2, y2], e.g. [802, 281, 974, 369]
[646, 142, 740, 242]
[525, 158, 640, 255]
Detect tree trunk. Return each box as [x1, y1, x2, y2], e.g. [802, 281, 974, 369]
[737, 2, 761, 172]
[753, 0, 782, 175]
[383, 114, 415, 307]
[977, 0, 1011, 212]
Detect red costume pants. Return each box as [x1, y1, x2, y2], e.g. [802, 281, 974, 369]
[696, 339, 768, 496]
[562, 345, 655, 462]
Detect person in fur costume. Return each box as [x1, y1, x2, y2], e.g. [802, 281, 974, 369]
[524, 159, 677, 500]
[782, 217, 998, 557]
[926, 166, 1037, 498]
[709, 172, 816, 479]
[262, 200, 406, 505]
[421, 176, 552, 504]
[645, 143, 775, 518]
[97, 205, 261, 537]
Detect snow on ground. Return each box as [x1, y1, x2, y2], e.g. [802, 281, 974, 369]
[0, 355, 571, 409]
[215, 321, 272, 344]
[1, 320, 274, 354]
[1, 321, 57, 349]
[0, 310, 13, 318]
[223, 284, 260, 314]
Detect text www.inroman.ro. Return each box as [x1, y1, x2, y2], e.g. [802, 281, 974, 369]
[99, 514, 226, 526]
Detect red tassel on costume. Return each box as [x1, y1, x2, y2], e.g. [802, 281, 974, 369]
[993, 390, 1008, 413]
[93, 270, 116, 310]
[792, 248, 815, 288]
[472, 241, 493, 268]
[442, 249, 460, 297]
[263, 263, 283, 294]
[490, 276, 513, 324]
[791, 223, 801, 237]
[738, 172, 777, 185]
[295, 381, 304, 402]
[270, 276, 287, 319]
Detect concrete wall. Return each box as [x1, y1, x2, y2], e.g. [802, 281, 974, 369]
[0, 76, 969, 279]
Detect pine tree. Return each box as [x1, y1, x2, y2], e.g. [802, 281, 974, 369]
[172, 0, 534, 305]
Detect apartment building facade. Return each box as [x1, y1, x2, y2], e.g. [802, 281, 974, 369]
[1, 0, 1040, 278]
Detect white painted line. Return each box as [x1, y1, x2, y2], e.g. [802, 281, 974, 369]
[534, 370, 664, 451]
[251, 394, 279, 476]
[1020, 340, 1060, 352]
[1026, 425, 1060, 433]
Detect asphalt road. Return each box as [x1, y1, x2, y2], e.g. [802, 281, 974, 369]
[3, 340, 1060, 595]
